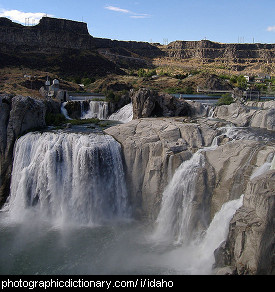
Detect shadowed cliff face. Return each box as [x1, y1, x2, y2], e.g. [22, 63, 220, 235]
[0, 17, 163, 77]
[1, 16, 275, 78]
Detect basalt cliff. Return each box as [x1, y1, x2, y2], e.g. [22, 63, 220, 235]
[1, 16, 275, 77]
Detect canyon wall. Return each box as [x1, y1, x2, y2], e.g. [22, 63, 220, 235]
[164, 40, 275, 63]
[1, 16, 275, 75]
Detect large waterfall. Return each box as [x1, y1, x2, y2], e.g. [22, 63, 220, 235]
[3, 132, 129, 226]
[1, 124, 268, 275]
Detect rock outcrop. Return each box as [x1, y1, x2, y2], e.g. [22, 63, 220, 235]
[212, 100, 275, 131]
[105, 117, 274, 222]
[0, 95, 46, 205]
[105, 114, 274, 274]
[105, 118, 216, 219]
[214, 171, 275, 275]
[164, 40, 275, 64]
[131, 88, 193, 119]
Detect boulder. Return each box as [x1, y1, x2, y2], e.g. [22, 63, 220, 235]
[131, 88, 192, 119]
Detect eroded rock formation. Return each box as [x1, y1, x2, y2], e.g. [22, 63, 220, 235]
[214, 171, 275, 275]
[0, 95, 46, 205]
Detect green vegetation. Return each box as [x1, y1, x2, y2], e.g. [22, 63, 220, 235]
[46, 113, 100, 127]
[229, 75, 247, 90]
[216, 93, 235, 106]
[69, 118, 100, 125]
[45, 113, 67, 126]
[137, 68, 157, 78]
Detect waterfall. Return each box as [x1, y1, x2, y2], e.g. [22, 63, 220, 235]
[61, 102, 72, 120]
[4, 132, 129, 226]
[271, 155, 275, 170]
[160, 195, 244, 275]
[82, 101, 109, 120]
[190, 195, 244, 274]
[108, 103, 133, 123]
[153, 151, 206, 245]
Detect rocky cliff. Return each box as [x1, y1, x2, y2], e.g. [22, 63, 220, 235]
[105, 101, 275, 274]
[0, 95, 47, 205]
[0, 17, 162, 76]
[164, 40, 275, 64]
[1, 17, 275, 77]
[214, 171, 274, 275]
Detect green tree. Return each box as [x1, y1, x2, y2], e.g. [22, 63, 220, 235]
[236, 75, 247, 90]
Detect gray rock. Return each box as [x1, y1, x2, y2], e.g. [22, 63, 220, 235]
[214, 171, 275, 275]
[213, 101, 275, 130]
[0, 95, 46, 205]
[131, 88, 192, 120]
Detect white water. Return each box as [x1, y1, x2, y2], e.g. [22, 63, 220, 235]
[3, 132, 129, 226]
[153, 152, 206, 245]
[82, 101, 109, 120]
[271, 155, 275, 170]
[1, 124, 269, 275]
[158, 195, 244, 275]
[151, 126, 248, 273]
[61, 102, 72, 120]
[153, 135, 221, 245]
[108, 103, 133, 123]
[250, 152, 275, 180]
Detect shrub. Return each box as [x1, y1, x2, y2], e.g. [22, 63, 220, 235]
[217, 93, 234, 106]
[45, 113, 67, 126]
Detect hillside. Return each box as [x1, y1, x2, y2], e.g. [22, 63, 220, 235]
[1, 16, 275, 97]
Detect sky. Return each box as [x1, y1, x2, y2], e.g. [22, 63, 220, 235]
[0, 0, 275, 44]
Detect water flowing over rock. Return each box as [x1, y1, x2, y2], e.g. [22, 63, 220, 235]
[153, 151, 208, 244]
[63, 100, 109, 120]
[214, 171, 275, 275]
[82, 101, 109, 120]
[0, 95, 46, 206]
[3, 132, 129, 225]
[108, 103, 133, 123]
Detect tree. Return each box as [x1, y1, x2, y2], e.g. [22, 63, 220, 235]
[237, 75, 247, 90]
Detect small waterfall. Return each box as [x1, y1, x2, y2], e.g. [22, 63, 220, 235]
[271, 155, 275, 170]
[191, 195, 244, 274]
[108, 103, 133, 123]
[161, 195, 244, 275]
[153, 151, 206, 245]
[4, 132, 129, 226]
[152, 126, 249, 245]
[61, 102, 72, 120]
[208, 106, 216, 119]
[250, 152, 275, 179]
[82, 101, 109, 120]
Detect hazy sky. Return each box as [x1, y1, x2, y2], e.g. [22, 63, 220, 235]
[0, 0, 275, 44]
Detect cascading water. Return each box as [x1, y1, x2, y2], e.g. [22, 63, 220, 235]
[82, 101, 109, 120]
[153, 135, 220, 245]
[153, 152, 206, 245]
[3, 131, 129, 226]
[61, 102, 72, 120]
[159, 195, 244, 275]
[108, 103, 133, 123]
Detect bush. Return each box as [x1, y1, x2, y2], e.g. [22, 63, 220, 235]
[217, 93, 234, 106]
[138, 68, 157, 78]
[45, 113, 67, 126]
